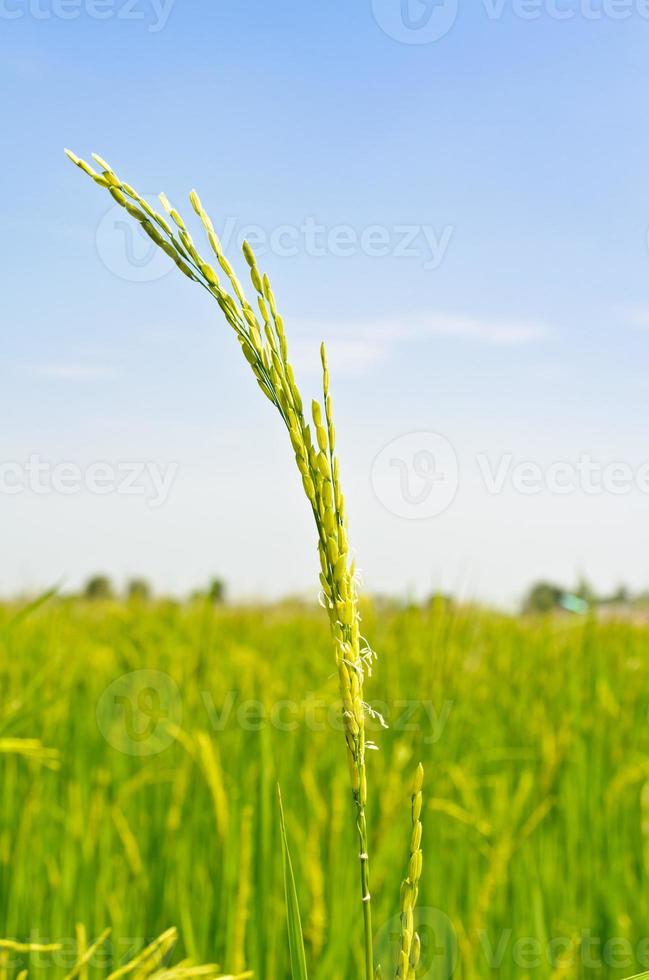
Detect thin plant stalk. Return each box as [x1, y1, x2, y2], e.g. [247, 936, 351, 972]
[396, 765, 424, 980]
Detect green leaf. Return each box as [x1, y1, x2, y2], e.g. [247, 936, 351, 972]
[278, 785, 309, 980]
[2, 584, 60, 634]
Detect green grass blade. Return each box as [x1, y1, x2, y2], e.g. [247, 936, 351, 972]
[2, 584, 60, 633]
[277, 786, 309, 980]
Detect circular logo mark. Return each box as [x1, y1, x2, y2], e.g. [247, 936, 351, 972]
[96, 669, 181, 756]
[371, 0, 459, 44]
[371, 431, 459, 519]
[96, 198, 173, 282]
[374, 906, 458, 978]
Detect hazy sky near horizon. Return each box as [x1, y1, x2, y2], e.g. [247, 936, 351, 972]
[3, 0, 649, 606]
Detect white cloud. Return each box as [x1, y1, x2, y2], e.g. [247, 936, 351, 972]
[290, 337, 386, 376]
[0, 54, 47, 81]
[624, 308, 649, 329]
[28, 363, 112, 381]
[291, 312, 548, 376]
[413, 313, 547, 345]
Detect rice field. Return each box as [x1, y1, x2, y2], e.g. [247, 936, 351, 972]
[1, 596, 648, 979]
[25, 152, 648, 979]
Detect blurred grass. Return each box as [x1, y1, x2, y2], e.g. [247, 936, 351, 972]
[0, 597, 648, 978]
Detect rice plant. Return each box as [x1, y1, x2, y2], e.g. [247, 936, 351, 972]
[63, 150, 425, 979]
[0, 928, 252, 978]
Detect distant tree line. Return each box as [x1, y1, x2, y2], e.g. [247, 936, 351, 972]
[523, 578, 647, 614]
[68, 575, 649, 615]
[81, 575, 227, 604]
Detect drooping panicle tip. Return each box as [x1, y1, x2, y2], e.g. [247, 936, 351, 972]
[64, 149, 101, 179]
[91, 153, 112, 172]
[189, 189, 202, 214]
[158, 192, 172, 214]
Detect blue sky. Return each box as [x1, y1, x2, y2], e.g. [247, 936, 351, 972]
[3, 0, 649, 605]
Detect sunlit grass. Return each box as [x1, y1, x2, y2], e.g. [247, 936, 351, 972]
[1, 598, 648, 978]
